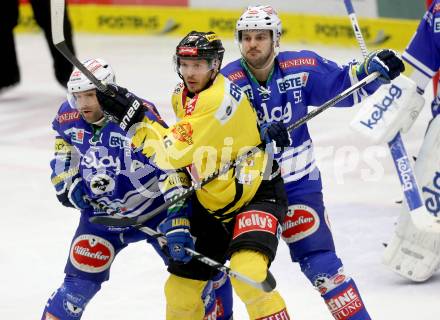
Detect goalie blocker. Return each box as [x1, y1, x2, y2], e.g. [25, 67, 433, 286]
[350, 75, 424, 144]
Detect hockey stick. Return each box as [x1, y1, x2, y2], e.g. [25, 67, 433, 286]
[86, 198, 276, 291]
[90, 71, 379, 227]
[135, 224, 276, 292]
[343, 0, 440, 232]
[51, 0, 114, 96]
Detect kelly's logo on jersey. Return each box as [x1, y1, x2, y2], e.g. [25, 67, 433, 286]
[276, 72, 309, 93]
[233, 210, 278, 239]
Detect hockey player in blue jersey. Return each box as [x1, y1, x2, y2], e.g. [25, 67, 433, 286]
[381, 0, 440, 282]
[221, 5, 404, 320]
[41, 58, 233, 320]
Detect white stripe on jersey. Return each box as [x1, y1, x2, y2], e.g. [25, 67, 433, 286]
[402, 52, 437, 78]
[279, 139, 317, 183]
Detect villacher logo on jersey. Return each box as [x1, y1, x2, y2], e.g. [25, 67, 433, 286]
[70, 235, 114, 273]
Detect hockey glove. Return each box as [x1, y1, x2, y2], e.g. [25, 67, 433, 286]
[431, 94, 440, 117]
[96, 84, 145, 131]
[357, 49, 405, 84]
[259, 121, 290, 147]
[57, 178, 92, 210]
[159, 200, 194, 263]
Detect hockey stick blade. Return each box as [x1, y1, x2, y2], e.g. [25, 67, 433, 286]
[50, 0, 114, 95]
[186, 248, 276, 292]
[90, 72, 379, 228]
[136, 225, 276, 292]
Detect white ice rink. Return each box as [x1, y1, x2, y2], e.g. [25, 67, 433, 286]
[1, 33, 439, 319]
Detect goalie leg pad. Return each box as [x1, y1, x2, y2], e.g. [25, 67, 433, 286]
[41, 275, 101, 320]
[165, 274, 206, 320]
[415, 115, 440, 218]
[383, 209, 440, 281]
[230, 250, 290, 319]
[299, 251, 371, 320]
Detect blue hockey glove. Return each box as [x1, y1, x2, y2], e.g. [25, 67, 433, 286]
[259, 121, 290, 147]
[431, 94, 440, 117]
[56, 178, 91, 210]
[159, 200, 194, 263]
[357, 49, 404, 84]
[68, 178, 92, 210]
[96, 84, 145, 131]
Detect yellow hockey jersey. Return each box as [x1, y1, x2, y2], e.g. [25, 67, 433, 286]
[132, 74, 268, 219]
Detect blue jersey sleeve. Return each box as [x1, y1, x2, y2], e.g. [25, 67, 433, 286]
[403, 0, 440, 89]
[50, 102, 81, 197]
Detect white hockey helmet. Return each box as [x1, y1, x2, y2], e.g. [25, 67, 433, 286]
[235, 5, 282, 56]
[67, 58, 115, 108]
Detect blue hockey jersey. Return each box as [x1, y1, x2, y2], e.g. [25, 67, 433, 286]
[50, 101, 166, 232]
[221, 50, 381, 199]
[402, 0, 440, 117]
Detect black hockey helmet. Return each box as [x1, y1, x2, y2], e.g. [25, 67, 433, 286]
[175, 31, 225, 76]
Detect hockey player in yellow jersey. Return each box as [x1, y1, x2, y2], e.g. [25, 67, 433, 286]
[97, 31, 292, 319]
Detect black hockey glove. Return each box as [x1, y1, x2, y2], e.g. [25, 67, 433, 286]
[357, 49, 405, 84]
[259, 121, 291, 147]
[96, 84, 145, 131]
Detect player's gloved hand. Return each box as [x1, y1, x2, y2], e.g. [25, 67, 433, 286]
[159, 200, 194, 263]
[57, 178, 92, 210]
[357, 49, 405, 84]
[431, 94, 440, 117]
[96, 84, 145, 131]
[259, 121, 290, 147]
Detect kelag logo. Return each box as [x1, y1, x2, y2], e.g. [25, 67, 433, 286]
[423, 172, 440, 217]
[360, 84, 402, 130]
[395, 155, 415, 192]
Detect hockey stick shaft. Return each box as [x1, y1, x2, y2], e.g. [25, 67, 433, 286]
[127, 223, 276, 291]
[343, 0, 440, 231]
[50, 0, 114, 96]
[90, 71, 379, 227]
